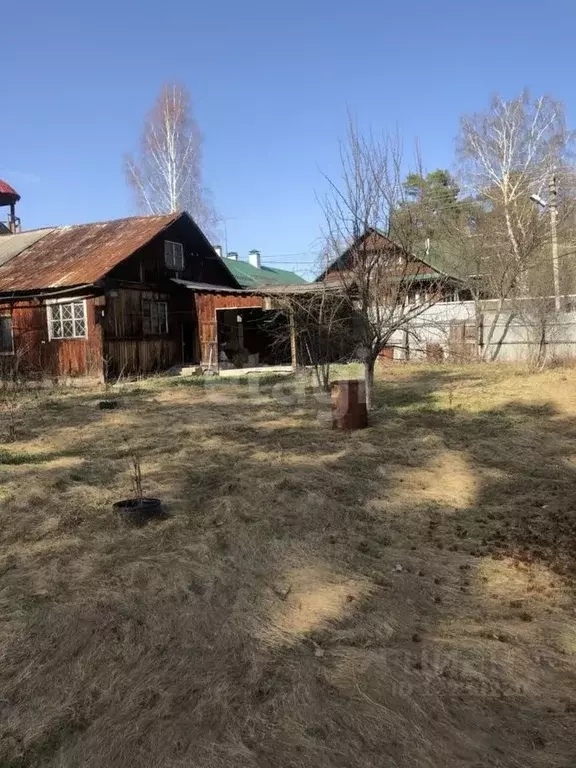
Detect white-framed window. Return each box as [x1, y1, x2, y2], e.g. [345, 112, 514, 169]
[47, 300, 87, 340]
[142, 300, 168, 335]
[0, 315, 14, 354]
[164, 241, 185, 271]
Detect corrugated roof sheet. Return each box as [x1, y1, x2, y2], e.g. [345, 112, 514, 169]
[223, 257, 307, 288]
[171, 278, 249, 294]
[0, 228, 55, 268]
[0, 213, 180, 292]
[172, 277, 341, 296]
[256, 281, 343, 295]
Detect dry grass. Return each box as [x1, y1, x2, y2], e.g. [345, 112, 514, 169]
[1, 364, 576, 767]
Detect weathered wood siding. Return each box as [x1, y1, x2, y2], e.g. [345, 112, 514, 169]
[107, 216, 235, 288]
[323, 230, 443, 285]
[0, 216, 241, 379]
[0, 298, 103, 379]
[99, 217, 239, 375]
[103, 338, 179, 375]
[102, 288, 183, 377]
[195, 294, 264, 364]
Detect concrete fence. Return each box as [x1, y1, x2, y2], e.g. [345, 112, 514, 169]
[389, 296, 576, 363]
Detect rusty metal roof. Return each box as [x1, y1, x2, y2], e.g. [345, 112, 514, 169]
[0, 213, 180, 292]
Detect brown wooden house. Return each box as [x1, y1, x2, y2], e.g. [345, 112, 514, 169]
[318, 228, 462, 292]
[316, 227, 468, 361]
[0, 211, 315, 379]
[0, 212, 247, 380]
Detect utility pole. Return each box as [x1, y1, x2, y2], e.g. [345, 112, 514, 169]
[549, 175, 561, 312]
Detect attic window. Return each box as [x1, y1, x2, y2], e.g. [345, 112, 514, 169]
[165, 241, 185, 271]
[47, 300, 87, 340]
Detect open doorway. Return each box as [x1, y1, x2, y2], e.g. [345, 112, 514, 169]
[216, 307, 291, 369]
[181, 318, 197, 364]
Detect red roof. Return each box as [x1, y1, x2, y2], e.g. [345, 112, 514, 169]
[0, 180, 20, 201]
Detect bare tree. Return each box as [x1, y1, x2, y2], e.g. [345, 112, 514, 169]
[125, 83, 219, 237]
[511, 202, 576, 369]
[272, 281, 354, 391]
[320, 119, 446, 408]
[454, 92, 574, 359]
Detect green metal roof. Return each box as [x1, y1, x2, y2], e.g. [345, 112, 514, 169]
[420, 244, 474, 281]
[222, 257, 308, 288]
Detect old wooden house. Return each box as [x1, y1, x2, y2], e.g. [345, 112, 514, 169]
[0, 211, 245, 379]
[0, 189, 308, 379]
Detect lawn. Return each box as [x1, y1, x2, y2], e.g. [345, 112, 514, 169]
[0, 364, 575, 767]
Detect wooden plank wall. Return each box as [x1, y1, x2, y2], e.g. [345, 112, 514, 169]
[103, 339, 179, 376]
[102, 288, 182, 377]
[195, 293, 263, 364]
[0, 289, 271, 378]
[0, 298, 103, 379]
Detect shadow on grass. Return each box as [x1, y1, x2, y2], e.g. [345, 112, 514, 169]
[167, 371, 576, 579]
[0, 449, 70, 466]
[11, 391, 114, 443]
[163, 372, 297, 389]
[426, 401, 576, 579]
[1, 367, 576, 767]
[149, 373, 576, 764]
[375, 366, 485, 409]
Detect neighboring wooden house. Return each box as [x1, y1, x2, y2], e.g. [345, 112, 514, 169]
[317, 227, 470, 360]
[0, 212, 241, 379]
[318, 228, 465, 299]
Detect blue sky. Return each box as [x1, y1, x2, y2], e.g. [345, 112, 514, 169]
[2, 0, 575, 277]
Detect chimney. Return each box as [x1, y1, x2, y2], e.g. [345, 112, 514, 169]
[248, 249, 261, 269]
[214, 245, 223, 258]
[227, 251, 239, 260]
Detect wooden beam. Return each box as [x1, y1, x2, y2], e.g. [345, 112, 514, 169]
[289, 307, 297, 372]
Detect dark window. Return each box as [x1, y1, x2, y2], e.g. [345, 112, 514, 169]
[0, 315, 13, 353]
[164, 241, 185, 271]
[142, 300, 168, 335]
[48, 301, 87, 339]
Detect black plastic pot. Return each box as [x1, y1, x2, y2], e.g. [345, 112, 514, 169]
[113, 498, 166, 526]
[98, 400, 118, 410]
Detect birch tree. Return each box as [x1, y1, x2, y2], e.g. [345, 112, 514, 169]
[456, 92, 574, 358]
[125, 83, 219, 237]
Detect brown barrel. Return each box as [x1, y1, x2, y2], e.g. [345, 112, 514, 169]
[331, 379, 368, 430]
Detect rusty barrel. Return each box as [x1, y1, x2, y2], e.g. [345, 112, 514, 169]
[330, 379, 368, 430]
